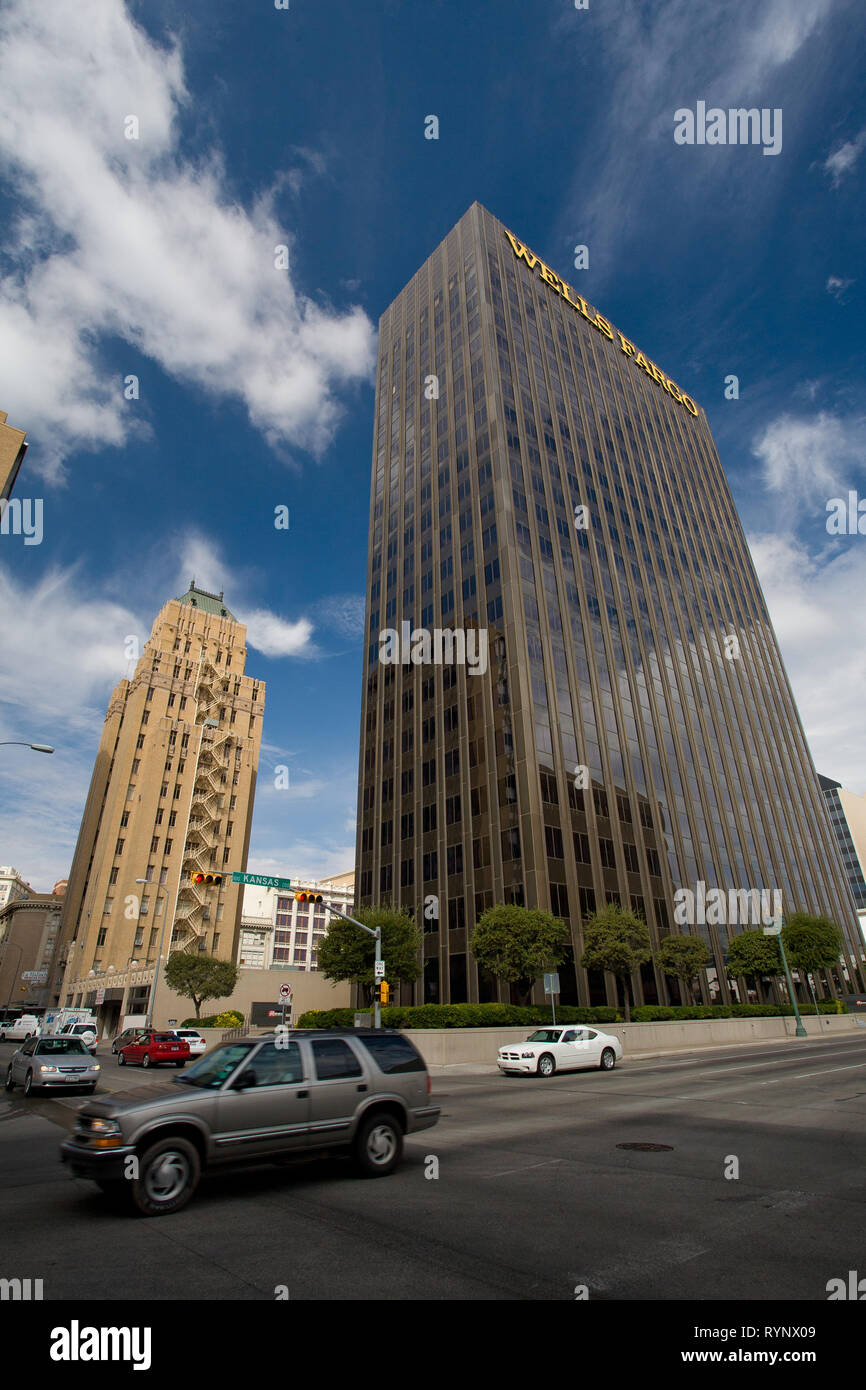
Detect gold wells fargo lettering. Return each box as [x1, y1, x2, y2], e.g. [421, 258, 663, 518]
[503, 229, 699, 417]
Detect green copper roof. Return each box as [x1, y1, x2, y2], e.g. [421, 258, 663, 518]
[176, 580, 235, 620]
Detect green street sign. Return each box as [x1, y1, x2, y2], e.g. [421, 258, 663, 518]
[232, 872, 292, 890]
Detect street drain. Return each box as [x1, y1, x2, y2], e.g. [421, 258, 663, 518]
[616, 1142, 674, 1152]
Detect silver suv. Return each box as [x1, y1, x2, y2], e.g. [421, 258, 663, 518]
[60, 1029, 440, 1215]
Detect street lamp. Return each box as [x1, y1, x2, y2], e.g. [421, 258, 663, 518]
[764, 917, 808, 1038]
[0, 741, 54, 754]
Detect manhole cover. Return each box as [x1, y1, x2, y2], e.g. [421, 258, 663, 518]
[616, 1142, 674, 1152]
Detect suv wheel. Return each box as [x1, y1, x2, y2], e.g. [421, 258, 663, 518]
[130, 1136, 201, 1216]
[536, 1053, 555, 1077]
[354, 1113, 403, 1178]
[600, 1047, 616, 1071]
[4, 1066, 14, 1092]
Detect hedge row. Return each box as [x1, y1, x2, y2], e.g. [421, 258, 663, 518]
[631, 1000, 845, 1021]
[297, 998, 846, 1029]
[296, 1003, 620, 1030]
[180, 1011, 244, 1028]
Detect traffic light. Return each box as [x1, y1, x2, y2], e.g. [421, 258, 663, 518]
[295, 891, 323, 903]
[379, 980, 390, 1006]
[190, 872, 223, 885]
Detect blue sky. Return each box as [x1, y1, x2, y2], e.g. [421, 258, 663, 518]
[1, 0, 864, 892]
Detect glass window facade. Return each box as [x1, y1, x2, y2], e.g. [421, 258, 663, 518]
[355, 202, 865, 1005]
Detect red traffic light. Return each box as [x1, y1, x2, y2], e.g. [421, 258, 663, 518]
[191, 872, 223, 886]
[295, 891, 323, 903]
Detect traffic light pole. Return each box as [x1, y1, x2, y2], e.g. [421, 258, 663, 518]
[324, 904, 383, 1028]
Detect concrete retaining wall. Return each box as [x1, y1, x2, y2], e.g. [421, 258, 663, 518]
[177, 1013, 863, 1064]
[394, 1013, 862, 1066]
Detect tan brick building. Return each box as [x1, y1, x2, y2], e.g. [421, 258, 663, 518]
[0, 894, 63, 1012]
[57, 582, 265, 1036]
[0, 409, 27, 500]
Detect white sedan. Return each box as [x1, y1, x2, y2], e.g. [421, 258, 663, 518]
[172, 1029, 207, 1055]
[497, 1026, 623, 1077]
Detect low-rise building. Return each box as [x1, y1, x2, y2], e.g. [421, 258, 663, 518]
[238, 870, 354, 973]
[0, 893, 63, 1010]
[0, 866, 32, 912]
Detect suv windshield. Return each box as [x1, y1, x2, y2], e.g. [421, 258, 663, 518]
[526, 1030, 563, 1043]
[177, 1042, 253, 1089]
[36, 1039, 88, 1055]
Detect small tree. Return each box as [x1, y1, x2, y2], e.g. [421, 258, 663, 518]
[782, 913, 843, 1004]
[725, 929, 781, 1002]
[163, 954, 239, 1020]
[316, 905, 421, 1004]
[655, 933, 711, 1005]
[469, 905, 569, 1006]
[579, 905, 651, 1021]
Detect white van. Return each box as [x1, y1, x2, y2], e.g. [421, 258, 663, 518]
[0, 1014, 42, 1043]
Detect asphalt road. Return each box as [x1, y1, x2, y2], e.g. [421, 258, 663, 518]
[2, 1033, 865, 1301]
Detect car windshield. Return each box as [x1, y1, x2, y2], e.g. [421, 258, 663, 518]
[176, 1042, 253, 1088]
[36, 1038, 89, 1055]
[525, 1030, 563, 1043]
[153, 1033, 177, 1042]
[71, 1025, 93, 1034]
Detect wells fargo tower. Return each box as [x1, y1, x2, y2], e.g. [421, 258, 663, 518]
[57, 583, 264, 1031]
[355, 202, 864, 1008]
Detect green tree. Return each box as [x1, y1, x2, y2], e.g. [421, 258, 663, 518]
[469, 905, 569, 1006]
[163, 953, 239, 1020]
[725, 929, 781, 1001]
[316, 905, 421, 1004]
[655, 933, 711, 1005]
[579, 905, 651, 1021]
[782, 912, 843, 1005]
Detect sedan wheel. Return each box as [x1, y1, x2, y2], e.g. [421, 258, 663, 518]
[141, 1054, 151, 1069]
[130, 1136, 201, 1216]
[23, 1069, 36, 1096]
[117, 1051, 126, 1066]
[600, 1047, 616, 1071]
[354, 1114, 403, 1178]
[536, 1053, 556, 1077]
[4, 1066, 14, 1092]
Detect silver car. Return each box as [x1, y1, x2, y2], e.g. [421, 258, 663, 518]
[5, 1035, 101, 1095]
[61, 1029, 440, 1215]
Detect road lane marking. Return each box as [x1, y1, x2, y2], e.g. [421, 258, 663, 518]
[485, 1159, 564, 1178]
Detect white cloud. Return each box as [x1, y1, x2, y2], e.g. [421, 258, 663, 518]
[751, 411, 863, 509]
[248, 846, 356, 883]
[554, 0, 835, 284]
[823, 127, 866, 186]
[826, 274, 854, 300]
[0, 0, 375, 478]
[238, 609, 315, 659]
[313, 593, 366, 639]
[174, 530, 317, 658]
[749, 534, 866, 794]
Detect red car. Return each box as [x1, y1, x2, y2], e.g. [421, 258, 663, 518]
[117, 1030, 190, 1069]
